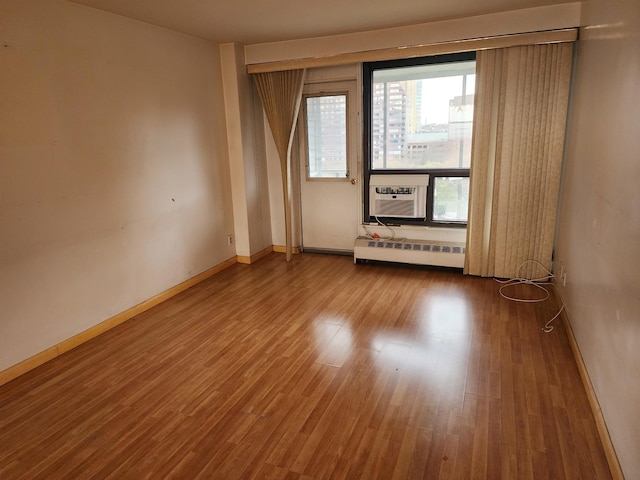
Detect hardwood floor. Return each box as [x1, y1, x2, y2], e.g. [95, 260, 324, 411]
[0, 253, 612, 479]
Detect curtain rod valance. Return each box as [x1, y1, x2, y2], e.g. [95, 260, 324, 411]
[247, 28, 577, 74]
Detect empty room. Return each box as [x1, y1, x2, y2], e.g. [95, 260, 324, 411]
[0, 0, 638, 478]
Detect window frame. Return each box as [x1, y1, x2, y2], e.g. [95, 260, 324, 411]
[362, 51, 476, 228]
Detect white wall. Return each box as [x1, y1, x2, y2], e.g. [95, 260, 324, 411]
[555, 0, 640, 477]
[220, 43, 272, 257]
[0, 0, 234, 372]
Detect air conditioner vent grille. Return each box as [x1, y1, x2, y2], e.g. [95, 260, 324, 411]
[373, 199, 416, 217]
[369, 174, 429, 219]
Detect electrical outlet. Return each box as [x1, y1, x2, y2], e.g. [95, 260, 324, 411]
[557, 262, 566, 286]
[227, 235, 233, 246]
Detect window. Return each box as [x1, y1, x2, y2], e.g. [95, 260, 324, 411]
[303, 93, 348, 179]
[363, 52, 476, 226]
[431, 176, 470, 222]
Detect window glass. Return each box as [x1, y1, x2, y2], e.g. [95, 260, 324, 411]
[371, 61, 475, 170]
[305, 94, 347, 178]
[433, 177, 470, 222]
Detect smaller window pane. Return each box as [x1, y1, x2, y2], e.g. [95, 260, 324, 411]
[306, 95, 347, 178]
[433, 177, 469, 222]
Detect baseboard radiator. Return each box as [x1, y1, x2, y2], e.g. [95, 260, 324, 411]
[353, 236, 465, 268]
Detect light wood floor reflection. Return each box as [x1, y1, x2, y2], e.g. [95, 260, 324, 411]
[0, 253, 613, 479]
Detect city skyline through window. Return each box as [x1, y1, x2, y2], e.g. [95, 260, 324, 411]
[371, 60, 476, 170]
[305, 94, 348, 178]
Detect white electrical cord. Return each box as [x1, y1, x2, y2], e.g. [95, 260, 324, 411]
[495, 259, 565, 333]
[362, 216, 405, 242]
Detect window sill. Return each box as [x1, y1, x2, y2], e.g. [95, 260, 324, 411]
[359, 223, 466, 244]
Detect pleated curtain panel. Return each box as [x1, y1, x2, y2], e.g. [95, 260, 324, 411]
[465, 43, 574, 279]
[253, 69, 306, 262]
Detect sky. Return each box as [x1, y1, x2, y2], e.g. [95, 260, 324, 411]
[421, 74, 475, 124]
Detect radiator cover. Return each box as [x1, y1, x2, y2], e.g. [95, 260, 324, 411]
[353, 236, 465, 268]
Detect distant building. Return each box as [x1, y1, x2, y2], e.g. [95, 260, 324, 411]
[306, 95, 347, 177]
[372, 84, 475, 169]
[372, 81, 407, 168]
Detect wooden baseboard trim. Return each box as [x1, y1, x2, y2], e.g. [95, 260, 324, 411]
[0, 346, 60, 388]
[555, 290, 625, 480]
[273, 245, 301, 255]
[0, 256, 238, 387]
[237, 246, 274, 265]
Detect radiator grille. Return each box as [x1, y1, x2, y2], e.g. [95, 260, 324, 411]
[365, 240, 465, 254]
[354, 237, 465, 268]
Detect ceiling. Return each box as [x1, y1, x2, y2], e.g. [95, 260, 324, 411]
[69, 0, 576, 45]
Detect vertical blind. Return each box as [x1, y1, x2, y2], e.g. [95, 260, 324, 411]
[465, 43, 574, 279]
[253, 70, 306, 262]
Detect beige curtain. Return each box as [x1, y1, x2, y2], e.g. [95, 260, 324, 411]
[253, 69, 306, 262]
[465, 43, 573, 279]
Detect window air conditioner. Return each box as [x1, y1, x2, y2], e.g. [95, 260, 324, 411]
[369, 174, 429, 219]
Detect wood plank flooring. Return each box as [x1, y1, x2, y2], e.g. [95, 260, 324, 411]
[0, 253, 612, 479]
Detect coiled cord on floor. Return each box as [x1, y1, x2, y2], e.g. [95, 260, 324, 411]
[495, 260, 565, 333]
